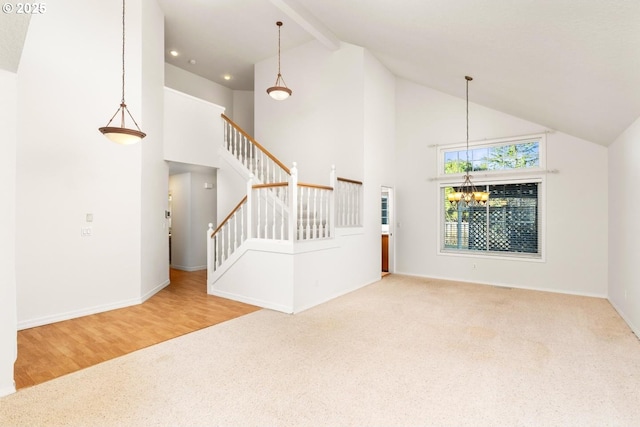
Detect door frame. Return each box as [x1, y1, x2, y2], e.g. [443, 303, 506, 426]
[381, 186, 395, 273]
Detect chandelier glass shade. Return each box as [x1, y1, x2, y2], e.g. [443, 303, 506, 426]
[99, 0, 146, 144]
[448, 76, 489, 207]
[267, 21, 292, 100]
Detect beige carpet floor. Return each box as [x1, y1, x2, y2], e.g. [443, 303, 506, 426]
[1, 274, 639, 426]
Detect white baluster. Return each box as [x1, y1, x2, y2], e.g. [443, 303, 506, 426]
[208, 223, 214, 272]
[266, 158, 271, 184]
[246, 174, 254, 241]
[318, 190, 323, 237]
[350, 185, 355, 225]
[223, 121, 228, 150]
[298, 186, 304, 240]
[240, 204, 245, 243]
[312, 188, 318, 239]
[272, 187, 276, 239]
[289, 163, 298, 242]
[224, 224, 231, 259]
[213, 235, 218, 270]
[322, 189, 327, 237]
[255, 188, 261, 238]
[306, 187, 311, 239]
[277, 187, 282, 239]
[262, 188, 267, 238]
[233, 211, 238, 250]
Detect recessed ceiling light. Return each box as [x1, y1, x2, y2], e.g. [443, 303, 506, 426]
[188, 59, 196, 65]
[223, 75, 232, 81]
[169, 50, 179, 57]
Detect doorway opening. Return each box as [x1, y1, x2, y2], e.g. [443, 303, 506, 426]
[381, 186, 394, 276]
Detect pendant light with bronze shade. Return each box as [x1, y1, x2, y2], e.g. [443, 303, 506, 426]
[447, 76, 490, 206]
[99, 0, 146, 145]
[266, 21, 292, 101]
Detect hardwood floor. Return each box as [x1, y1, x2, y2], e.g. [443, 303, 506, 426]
[14, 269, 260, 389]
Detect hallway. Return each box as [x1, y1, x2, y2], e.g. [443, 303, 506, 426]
[14, 269, 260, 389]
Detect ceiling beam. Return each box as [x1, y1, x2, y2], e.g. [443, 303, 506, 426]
[270, 0, 340, 51]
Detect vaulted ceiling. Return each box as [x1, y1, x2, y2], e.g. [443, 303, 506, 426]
[2, 1, 638, 147]
[159, 0, 640, 147]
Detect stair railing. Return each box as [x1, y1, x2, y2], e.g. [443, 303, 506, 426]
[208, 195, 248, 272]
[222, 114, 290, 184]
[335, 176, 363, 227]
[210, 115, 366, 277]
[252, 181, 290, 241]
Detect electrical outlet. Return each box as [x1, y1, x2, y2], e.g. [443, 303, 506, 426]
[81, 227, 92, 237]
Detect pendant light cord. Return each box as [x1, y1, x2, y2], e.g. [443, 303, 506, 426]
[121, 0, 126, 104]
[465, 76, 471, 173]
[277, 21, 282, 77]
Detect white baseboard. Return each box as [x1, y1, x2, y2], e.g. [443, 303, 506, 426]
[18, 279, 170, 330]
[608, 299, 640, 340]
[293, 276, 378, 314]
[208, 287, 292, 314]
[141, 279, 170, 303]
[394, 271, 608, 299]
[170, 264, 207, 272]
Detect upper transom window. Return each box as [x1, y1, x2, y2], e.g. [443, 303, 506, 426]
[442, 139, 541, 175]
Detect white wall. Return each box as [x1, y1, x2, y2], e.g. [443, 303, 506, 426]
[254, 40, 364, 184]
[169, 172, 216, 271]
[15, 0, 167, 329]
[164, 87, 225, 168]
[250, 42, 395, 310]
[169, 174, 191, 269]
[190, 172, 217, 269]
[165, 63, 234, 112]
[165, 64, 255, 137]
[232, 90, 255, 136]
[0, 69, 17, 397]
[140, 0, 169, 299]
[210, 242, 295, 313]
[395, 79, 608, 297]
[362, 50, 396, 282]
[608, 115, 640, 336]
[215, 163, 247, 227]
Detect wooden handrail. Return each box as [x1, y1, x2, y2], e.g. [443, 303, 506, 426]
[337, 177, 363, 185]
[210, 196, 248, 238]
[298, 182, 334, 191]
[221, 113, 291, 175]
[252, 182, 288, 189]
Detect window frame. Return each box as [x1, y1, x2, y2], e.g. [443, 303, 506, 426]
[437, 134, 546, 262]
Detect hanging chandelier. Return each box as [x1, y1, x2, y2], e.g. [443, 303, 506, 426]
[447, 76, 490, 206]
[99, 0, 146, 145]
[266, 21, 292, 101]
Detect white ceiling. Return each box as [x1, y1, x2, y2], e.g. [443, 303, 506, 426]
[3, 1, 636, 147]
[159, 0, 640, 147]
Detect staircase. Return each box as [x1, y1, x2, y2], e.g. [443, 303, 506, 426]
[207, 114, 363, 313]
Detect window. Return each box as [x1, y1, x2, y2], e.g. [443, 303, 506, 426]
[443, 182, 540, 256]
[443, 139, 540, 174]
[381, 195, 389, 225]
[439, 135, 545, 259]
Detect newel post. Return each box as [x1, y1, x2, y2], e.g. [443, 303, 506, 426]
[246, 173, 254, 239]
[289, 162, 298, 242]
